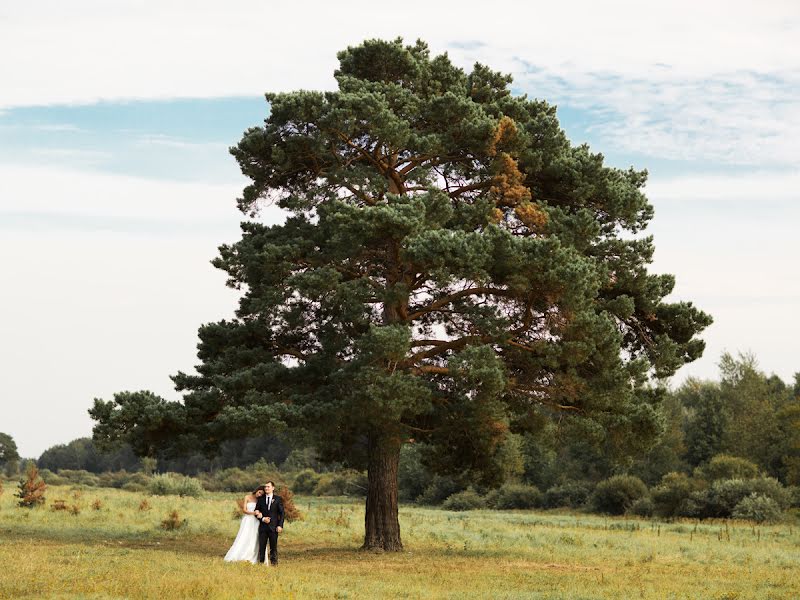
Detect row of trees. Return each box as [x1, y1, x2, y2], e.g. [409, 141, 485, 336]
[34, 434, 293, 476]
[0, 432, 20, 477]
[27, 351, 799, 509]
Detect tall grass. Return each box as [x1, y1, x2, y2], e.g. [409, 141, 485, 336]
[1, 480, 798, 599]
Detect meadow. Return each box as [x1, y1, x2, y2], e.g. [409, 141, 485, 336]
[1, 483, 798, 599]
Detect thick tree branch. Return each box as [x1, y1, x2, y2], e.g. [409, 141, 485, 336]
[407, 287, 514, 321]
[405, 335, 485, 363]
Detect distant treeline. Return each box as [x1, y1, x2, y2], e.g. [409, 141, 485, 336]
[16, 352, 800, 520]
[35, 434, 296, 475]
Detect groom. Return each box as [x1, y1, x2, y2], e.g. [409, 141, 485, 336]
[254, 480, 285, 565]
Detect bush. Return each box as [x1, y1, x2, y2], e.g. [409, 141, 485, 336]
[591, 475, 648, 515]
[277, 485, 303, 521]
[544, 482, 591, 509]
[484, 489, 500, 508]
[696, 455, 760, 482]
[628, 496, 655, 517]
[199, 461, 284, 492]
[494, 483, 542, 510]
[121, 480, 149, 493]
[149, 473, 204, 497]
[652, 472, 696, 518]
[732, 494, 782, 523]
[37, 469, 67, 486]
[55, 470, 100, 487]
[416, 476, 463, 505]
[96, 471, 150, 490]
[787, 485, 800, 509]
[682, 477, 790, 519]
[442, 488, 483, 511]
[291, 469, 321, 494]
[313, 470, 367, 496]
[160, 509, 187, 530]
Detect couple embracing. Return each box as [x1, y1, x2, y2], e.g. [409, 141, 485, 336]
[224, 481, 285, 566]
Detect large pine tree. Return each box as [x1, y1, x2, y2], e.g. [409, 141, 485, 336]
[91, 39, 711, 551]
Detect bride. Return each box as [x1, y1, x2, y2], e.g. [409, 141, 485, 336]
[224, 486, 268, 564]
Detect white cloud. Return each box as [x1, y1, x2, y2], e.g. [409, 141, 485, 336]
[0, 165, 247, 222]
[646, 170, 800, 202]
[0, 167, 286, 456]
[516, 68, 800, 167]
[3, 1, 797, 167]
[2, 1, 798, 107]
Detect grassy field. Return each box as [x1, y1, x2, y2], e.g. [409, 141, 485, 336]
[1, 483, 799, 599]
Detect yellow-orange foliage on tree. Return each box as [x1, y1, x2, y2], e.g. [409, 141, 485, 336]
[17, 462, 47, 508]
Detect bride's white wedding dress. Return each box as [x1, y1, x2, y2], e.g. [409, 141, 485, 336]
[224, 501, 266, 564]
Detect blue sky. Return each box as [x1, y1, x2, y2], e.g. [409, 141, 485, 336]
[2, 0, 798, 456]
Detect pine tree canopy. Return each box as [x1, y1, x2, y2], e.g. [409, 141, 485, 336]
[90, 38, 711, 549]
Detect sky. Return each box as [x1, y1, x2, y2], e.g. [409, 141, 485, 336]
[2, 0, 799, 457]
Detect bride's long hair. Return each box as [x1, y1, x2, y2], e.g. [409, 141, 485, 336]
[252, 485, 265, 496]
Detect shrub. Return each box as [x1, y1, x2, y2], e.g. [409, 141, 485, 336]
[712, 478, 788, 515]
[37, 469, 67, 486]
[55, 470, 100, 487]
[732, 494, 782, 523]
[277, 485, 303, 521]
[696, 455, 760, 482]
[544, 482, 591, 509]
[17, 462, 47, 508]
[628, 496, 655, 517]
[291, 469, 321, 494]
[232, 498, 246, 520]
[160, 509, 187, 530]
[96, 470, 150, 490]
[416, 476, 463, 505]
[494, 483, 542, 510]
[591, 475, 648, 515]
[138, 499, 151, 511]
[313, 470, 367, 497]
[91, 499, 103, 511]
[652, 472, 696, 518]
[149, 473, 204, 497]
[484, 489, 500, 508]
[684, 477, 790, 519]
[121, 480, 149, 493]
[787, 485, 800, 509]
[51, 499, 68, 511]
[442, 488, 483, 511]
[199, 463, 283, 493]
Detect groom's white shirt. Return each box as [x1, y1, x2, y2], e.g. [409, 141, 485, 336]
[265, 494, 273, 509]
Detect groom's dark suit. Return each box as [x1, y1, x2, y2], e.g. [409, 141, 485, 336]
[255, 493, 285, 564]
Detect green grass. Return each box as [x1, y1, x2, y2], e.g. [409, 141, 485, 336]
[1, 483, 799, 599]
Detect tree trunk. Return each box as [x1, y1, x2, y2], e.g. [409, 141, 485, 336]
[362, 432, 403, 551]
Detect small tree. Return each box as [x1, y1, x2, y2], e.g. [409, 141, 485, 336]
[17, 461, 47, 508]
[277, 485, 303, 521]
